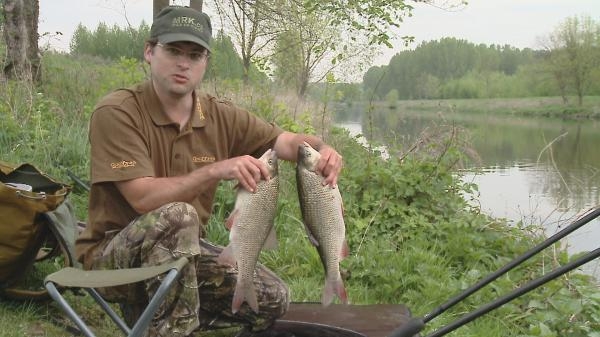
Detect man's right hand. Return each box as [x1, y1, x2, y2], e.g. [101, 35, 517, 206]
[209, 155, 271, 193]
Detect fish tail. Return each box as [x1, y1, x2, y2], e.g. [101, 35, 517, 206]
[232, 280, 259, 314]
[321, 276, 348, 306]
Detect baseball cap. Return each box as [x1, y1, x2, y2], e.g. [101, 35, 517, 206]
[150, 6, 212, 52]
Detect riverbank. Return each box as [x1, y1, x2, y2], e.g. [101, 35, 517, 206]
[365, 96, 600, 120]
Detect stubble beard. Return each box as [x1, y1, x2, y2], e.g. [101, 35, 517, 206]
[157, 75, 196, 98]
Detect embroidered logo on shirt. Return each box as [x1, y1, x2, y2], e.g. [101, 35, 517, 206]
[111, 160, 137, 169]
[196, 95, 205, 120]
[193, 156, 215, 163]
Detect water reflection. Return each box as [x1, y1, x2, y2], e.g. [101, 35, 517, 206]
[338, 111, 600, 279]
[360, 111, 600, 212]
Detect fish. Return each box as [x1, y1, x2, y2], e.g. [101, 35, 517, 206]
[296, 141, 349, 306]
[217, 149, 280, 314]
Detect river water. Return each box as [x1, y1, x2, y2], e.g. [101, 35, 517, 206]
[338, 112, 600, 280]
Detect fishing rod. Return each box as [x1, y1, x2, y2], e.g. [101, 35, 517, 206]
[388, 206, 600, 337]
[66, 169, 90, 192]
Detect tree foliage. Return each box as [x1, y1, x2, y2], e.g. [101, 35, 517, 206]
[271, 3, 346, 97]
[305, 0, 467, 47]
[541, 15, 600, 106]
[210, 0, 405, 96]
[211, 0, 277, 84]
[363, 38, 538, 100]
[69, 22, 150, 60]
[205, 29, 268, 84]
[362, 15, 600, 102]
[68, 22, 268, 85]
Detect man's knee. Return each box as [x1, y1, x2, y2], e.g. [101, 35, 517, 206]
[158, 202, 201, 232]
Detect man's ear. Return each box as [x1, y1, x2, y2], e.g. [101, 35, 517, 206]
[144, 43, 154, 64]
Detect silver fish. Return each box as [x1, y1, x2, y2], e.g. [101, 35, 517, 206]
[217, 149, 279, 313]
[296, 141, 349, 306]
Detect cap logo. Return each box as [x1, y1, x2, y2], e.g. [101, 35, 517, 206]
[172, 16, 204, 33]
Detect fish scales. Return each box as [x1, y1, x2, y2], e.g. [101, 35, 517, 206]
[217, 149, 279, 314]
[296, 142, 349, 306]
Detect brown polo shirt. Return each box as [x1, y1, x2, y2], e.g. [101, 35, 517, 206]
[76, 80, 283, 266]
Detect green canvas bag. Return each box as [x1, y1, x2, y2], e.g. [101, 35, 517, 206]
[0, 161, 78, 300]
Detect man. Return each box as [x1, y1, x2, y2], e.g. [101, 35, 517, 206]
[75, 5, 343, 337]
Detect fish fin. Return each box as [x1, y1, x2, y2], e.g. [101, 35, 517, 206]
[217, 244, 236, 267]
[340, 239, 350, 260]
[336, 278, 349, 305]
[224, 209, 239, 230]
[232, 280, 259, 314]
[321, 277, 348, 306]
[263, 226, 278, 250]
[304, 224, 320, 247]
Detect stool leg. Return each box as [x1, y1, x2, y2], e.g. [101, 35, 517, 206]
[45, 282, 97, 337]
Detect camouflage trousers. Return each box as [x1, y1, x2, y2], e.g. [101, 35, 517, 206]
[88, 202, 290, 337]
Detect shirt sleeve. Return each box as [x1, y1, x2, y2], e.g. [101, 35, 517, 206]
[89, 103, 155, 184]
[215, 100, 284, 158]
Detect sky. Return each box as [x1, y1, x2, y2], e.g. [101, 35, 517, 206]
[38, 0, 599, 67]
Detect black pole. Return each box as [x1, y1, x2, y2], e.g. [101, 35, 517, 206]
[389, 247, 600, 337]
[425, 247, 600, 337]
[66, 169, 90, 192]
[387, 206, 600, 337]
[423, 206, 600, 324]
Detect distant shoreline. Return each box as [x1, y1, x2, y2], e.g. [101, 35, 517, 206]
[371, 96, 600, 120]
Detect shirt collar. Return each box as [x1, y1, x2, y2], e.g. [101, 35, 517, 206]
[145, 80, 206, 129]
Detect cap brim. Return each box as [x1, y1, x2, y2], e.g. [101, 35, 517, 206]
[158, 33, 211, 52]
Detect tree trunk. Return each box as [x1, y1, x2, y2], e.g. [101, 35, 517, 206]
[153, 0, 204, 18]
[190, 0, 203, 11]
[2, 0, 40, 82]
[153, 0, 170, 18]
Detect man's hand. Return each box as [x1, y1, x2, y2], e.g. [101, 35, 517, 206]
[211, 155, 271, 193]
[316, 145, 343, 187]
[272, 131, 343, 187]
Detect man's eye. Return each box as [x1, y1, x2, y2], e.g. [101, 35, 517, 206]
[189, 53, 204, 61]
[166, 47, 183, 56]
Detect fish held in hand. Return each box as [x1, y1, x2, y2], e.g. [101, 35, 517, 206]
[296, 141, 349, 306]
[217, 149, 280, 314]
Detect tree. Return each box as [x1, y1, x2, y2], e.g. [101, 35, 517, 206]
[542, 15, 600, 106]
[2, 0, 40, 82]
[272, 5, 353, 98]
[362, 38, 539, 100]
[210, 0, 466, 98]
[70, 22, 150, 61]
[205, 29, 245, 80]
[211, 0, 278, 84]
[305, 0, 467, 48]
[153, 0, 170, 18]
